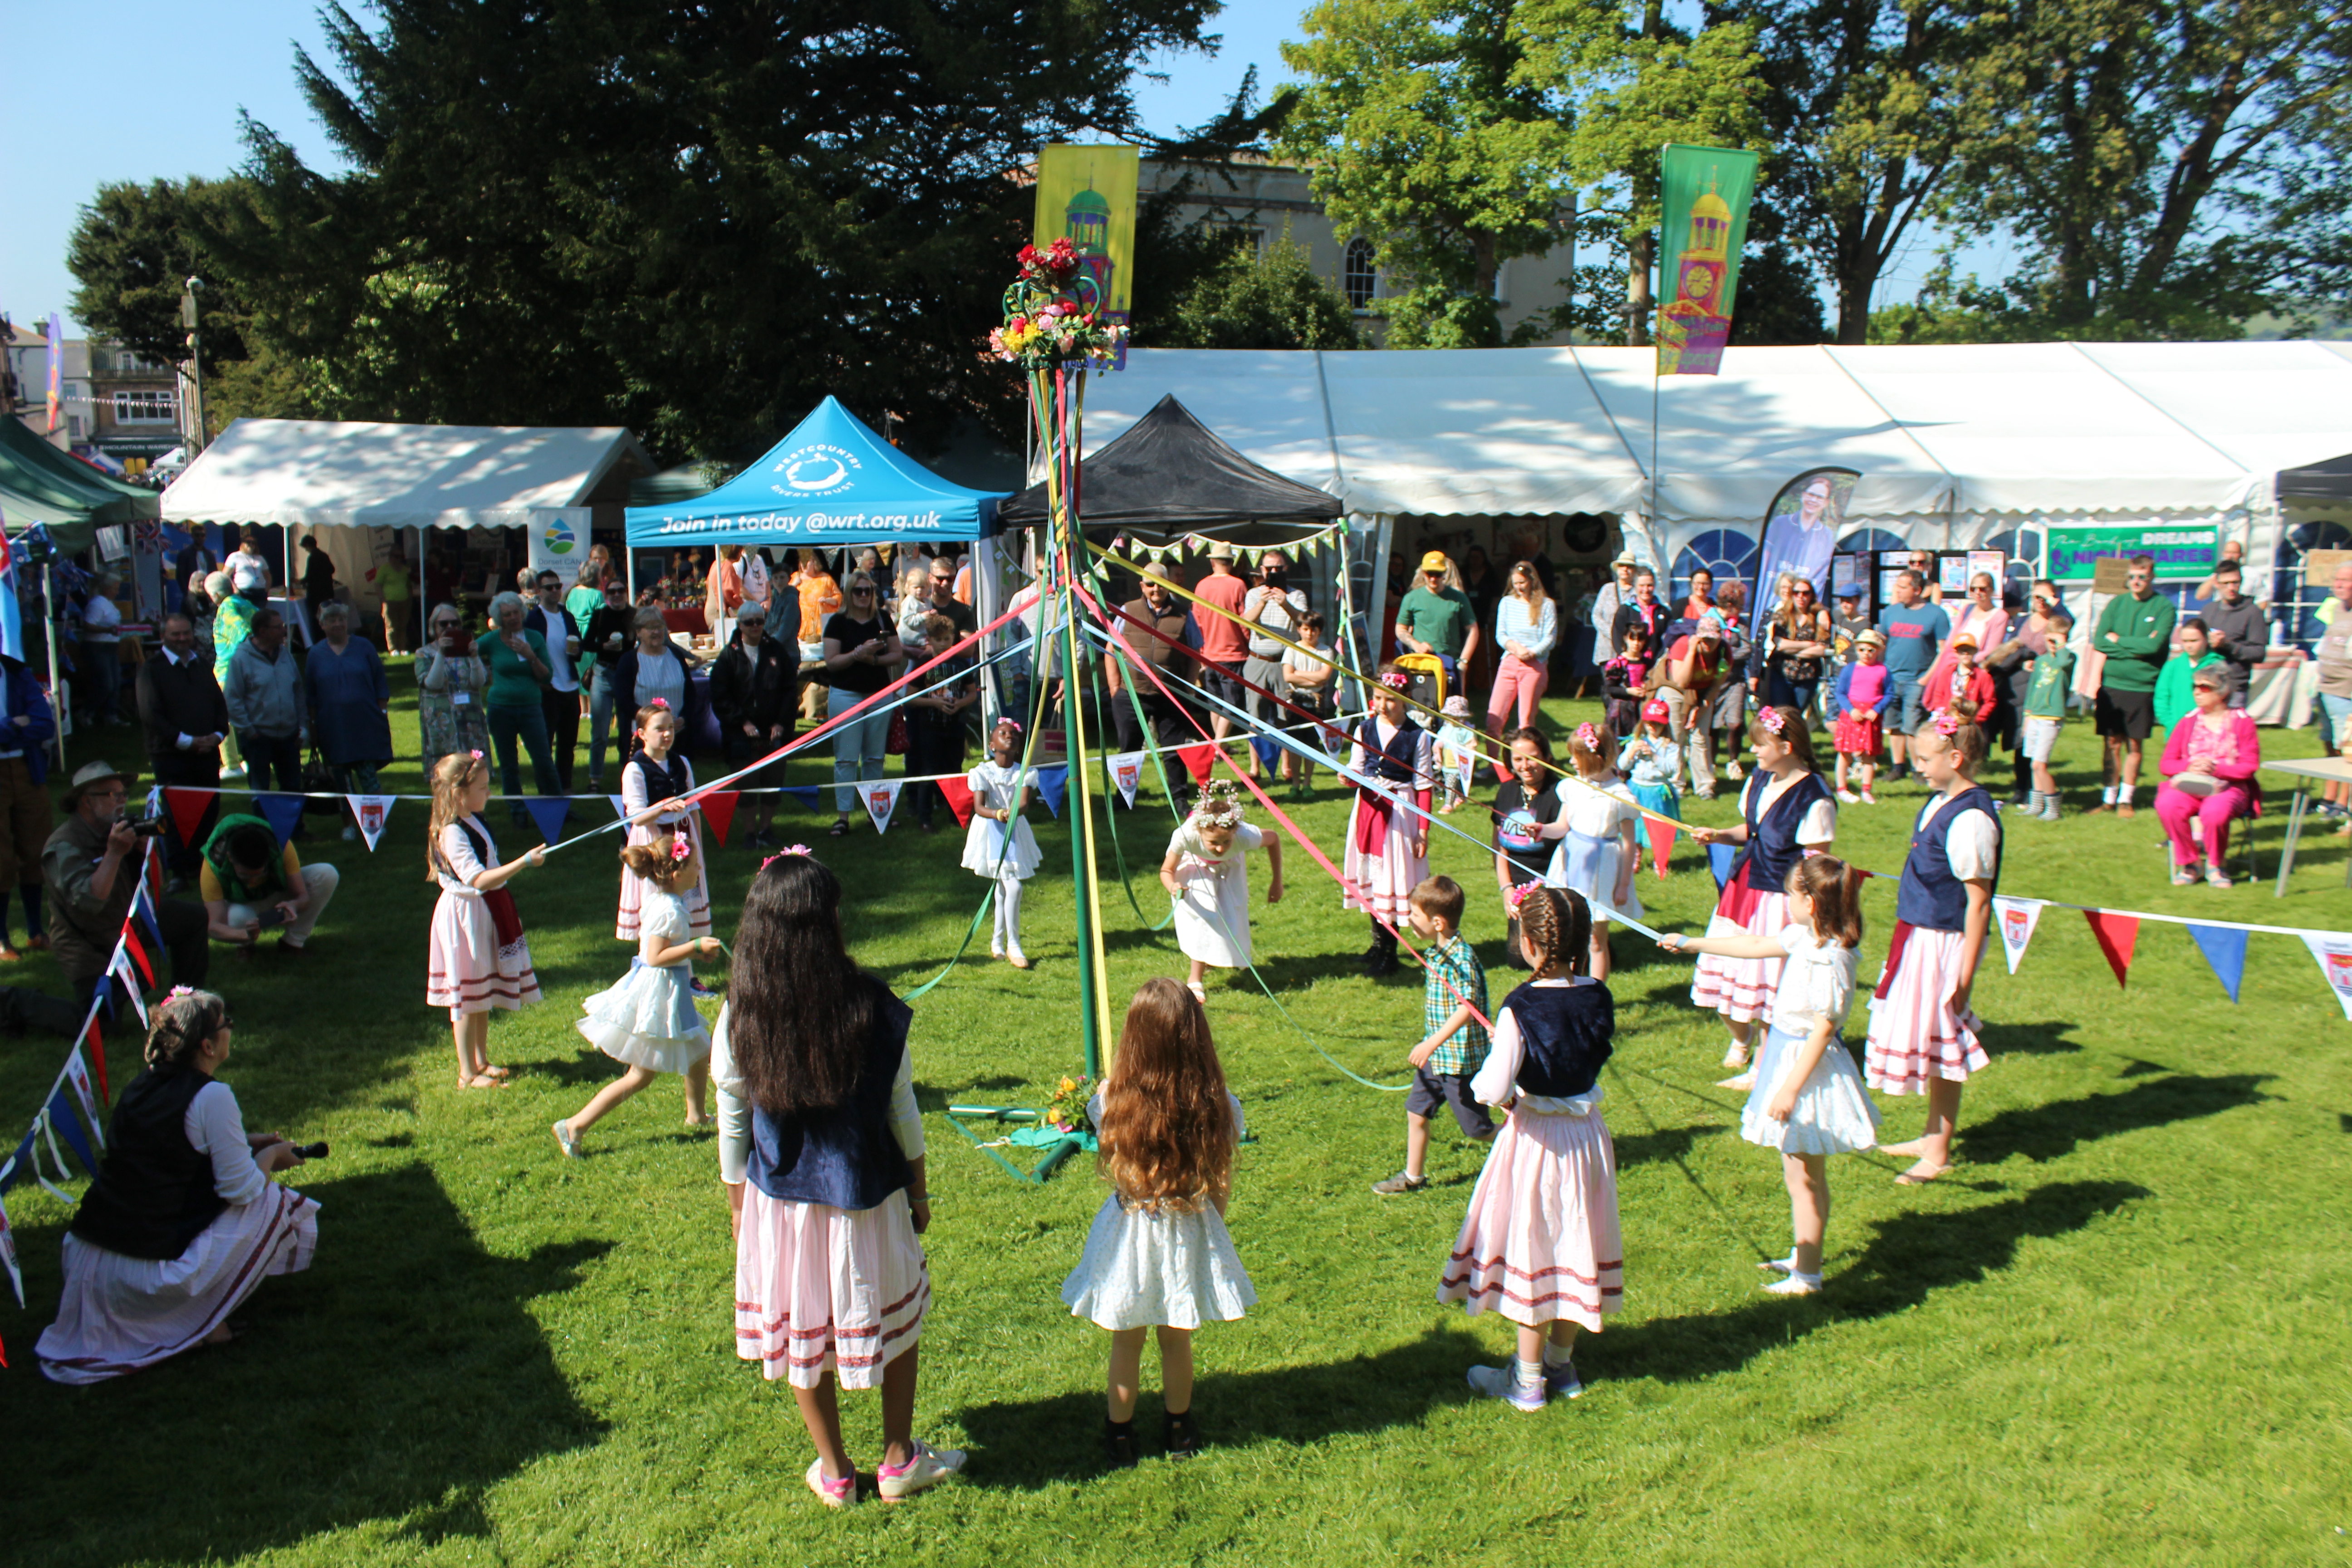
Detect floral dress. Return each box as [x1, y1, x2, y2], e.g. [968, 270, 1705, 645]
[416, 646, 492, 775]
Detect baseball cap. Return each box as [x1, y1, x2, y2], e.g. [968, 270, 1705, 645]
[1418, 551, 1449, 574]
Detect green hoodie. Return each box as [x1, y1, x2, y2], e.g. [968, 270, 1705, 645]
[2153, 650, 2220, 731]
[2092, 591, 2177, 694]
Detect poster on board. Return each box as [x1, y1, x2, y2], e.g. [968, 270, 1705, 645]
[2048, 523, 2218, 581]
[1967, 549, 2006, 589]
[528, 508, 591, 580]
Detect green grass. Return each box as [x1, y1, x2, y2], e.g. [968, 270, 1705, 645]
[5, 664, 2350, 1567]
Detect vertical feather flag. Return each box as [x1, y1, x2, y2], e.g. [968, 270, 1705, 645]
[1656, 147, 1759, 376]
[2083, 910, 2140, 989]
[2185, 924, 2248, 1004]
[0, 502, 21, 662]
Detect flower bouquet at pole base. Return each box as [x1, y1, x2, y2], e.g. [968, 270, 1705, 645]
[1009, 1073, 1097, 1152]
[990, 240, 1127, 369]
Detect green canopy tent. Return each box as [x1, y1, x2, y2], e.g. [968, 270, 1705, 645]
[0, 415, 158, 555]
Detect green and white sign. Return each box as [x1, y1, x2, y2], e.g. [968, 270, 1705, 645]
[2047, 524, 2220, 581]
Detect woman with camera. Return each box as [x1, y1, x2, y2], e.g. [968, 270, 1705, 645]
[198, 815, 338, 955]
[37, 987, 321, 1384]
[416, 602, 492, 777]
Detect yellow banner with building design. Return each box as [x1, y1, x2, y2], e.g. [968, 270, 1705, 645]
[1034, 145, 1140, 323]
[1656, 145, 1758, 376]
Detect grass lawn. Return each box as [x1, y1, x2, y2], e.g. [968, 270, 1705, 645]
[4, 661, 2349, 1566]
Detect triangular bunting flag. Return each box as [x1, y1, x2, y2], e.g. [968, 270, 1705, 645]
[347, 794, 395, 851]
[0, 1126, 34, 1196]
[1647, 819, 1677, 878]
[1991, 895, 2044, 976]
[608, 794, 632, 821]
[255, 793, 305, 846]
[132, 884, 164, 952]
[522, 795, 570, 848]
[1174, 742, 1216, 784]
[85, 1015, 108, 1102]
[0, 1186, 22, 1307]
[122, 926, 154, 988]
[699, 791, 740, 847]
[1708, 842, 1738, 891]
[2083, 910, 2140, 989]
[2185, 924, 2248, 1004]
[45, 1086, 100, 1177]
[1107, 750, 1145, 808]
[862, 781, 902, 835]
[163, 787, 213, 848]
[1250, 734, 1282, 772]
[936, 775, 976, 829]
[64, 1048, 105, 1152]
[2302, 931, 2352, 1020]
[782, 785, 823, 812]
[1035, 764, 1069, 818]
[110, 950, 148, 1028]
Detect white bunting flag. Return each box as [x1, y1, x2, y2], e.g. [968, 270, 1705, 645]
[65, 1047, 105, 1154]
[1108, 750, 1145, 808]
[862, 781, 902, 836]
[1991, 896, 2044, 976]
[347, 794, 396, 851]
[0, 1187, 21, 1307]
[2304, 932, 2352, 1020]
[110, 948, 148, 1028]
[609, 794, 632, 821]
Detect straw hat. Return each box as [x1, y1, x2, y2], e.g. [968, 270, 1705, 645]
[64, 760, 135, 806]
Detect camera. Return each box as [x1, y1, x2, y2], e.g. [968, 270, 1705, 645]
[294, 1141, 329, 1161]
[118, 810, 169, 838]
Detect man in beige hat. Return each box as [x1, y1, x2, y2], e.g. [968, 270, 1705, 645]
[42, 760, 210, 1018]
[1396, 549, 1481, 691]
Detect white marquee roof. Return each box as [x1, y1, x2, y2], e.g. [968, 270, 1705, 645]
[161, 419, 653, 531]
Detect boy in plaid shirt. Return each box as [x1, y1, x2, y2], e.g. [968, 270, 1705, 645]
[1374, 875, 1494, 1194]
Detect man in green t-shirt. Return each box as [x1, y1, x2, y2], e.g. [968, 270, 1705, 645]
[2089, 554, 2177, 816]
[1395, 551, 1482, 691]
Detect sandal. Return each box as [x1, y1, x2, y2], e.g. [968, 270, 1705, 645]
[829, 817, 851, 837]
[459, 1073, 508, 1090]
[1186, 981, 1207, 1004]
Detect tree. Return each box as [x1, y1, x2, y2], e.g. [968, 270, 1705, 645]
[1158, 232, 1362, 349]
[67, 178, 254, 369]
[201, 0, 1219, 463]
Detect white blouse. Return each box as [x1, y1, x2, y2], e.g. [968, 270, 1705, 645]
[185, 1080, 271, 1209]
[710, 1003, 924, 1187]
[1915, 799, 1999, 881]
[1742, 770, 1838, 846]
[1768, 924, 1858, 1034]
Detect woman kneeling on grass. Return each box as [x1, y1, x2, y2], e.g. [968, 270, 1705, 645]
[710, 849, 964, 1508]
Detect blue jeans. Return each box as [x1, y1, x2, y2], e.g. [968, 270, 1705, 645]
[487, 702, 559, 818]
[829, 687, 891, 815]
[237, 730, 303, 795]
[587, 665, 620, 787]
[80, 640, 122, 725]
[1765, 670, 1820, 715]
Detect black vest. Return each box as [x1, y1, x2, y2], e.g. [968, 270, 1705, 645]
[1357, 716, 1424, 784]
[69, 1066, 228, 1261]
[1896, 786, 2003, 931]
[628, 750, 693, 804]
[747, 982, 916, 1212]
[1503, 979, 1615, 1098]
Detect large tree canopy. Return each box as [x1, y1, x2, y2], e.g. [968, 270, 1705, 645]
[199, 0, 1215, 462]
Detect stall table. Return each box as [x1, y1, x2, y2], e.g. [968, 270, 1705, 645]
[2263, 755, 2352, 896]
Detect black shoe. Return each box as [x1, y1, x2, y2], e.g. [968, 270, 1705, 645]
[1367, 944, 1401, 978]
[1103, 1418, 1139, 1469]
[1163, 1409, 1202, 1460]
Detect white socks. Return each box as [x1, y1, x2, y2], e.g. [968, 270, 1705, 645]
[1514, 1357, 1546, 1395]
[996, 874, 1026, 960]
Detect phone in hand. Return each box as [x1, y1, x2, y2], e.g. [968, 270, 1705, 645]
[252, 906, 291, 931]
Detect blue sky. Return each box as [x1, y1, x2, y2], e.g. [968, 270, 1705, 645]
[5, 2, 1970, 337]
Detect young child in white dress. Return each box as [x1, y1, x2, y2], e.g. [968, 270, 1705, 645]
[1538, 721, 1642, 981]
[962, 717, 1041, 969]
[424, 751, 547, 1090]
[1063, 979, 1254, 1466]
[617, 701, 712, 943]
[1658, 854, 1880, 1294]
[1435, 695, 1480, 813]
[554, 832, 723, 1157]
[1159, 780, 1285, 1004]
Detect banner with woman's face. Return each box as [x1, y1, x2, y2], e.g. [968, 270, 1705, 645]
[1754, 467, 1858, 611]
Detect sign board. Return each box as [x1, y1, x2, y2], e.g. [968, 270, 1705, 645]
[2092, 557, 2132, 593]
[2048, 524, 2219, 582]
[527, 507, 591, 580]
[2304, 548, 2352, 586]
[1967, 549, 2007, 588]
[1936, 553, 1970, 595]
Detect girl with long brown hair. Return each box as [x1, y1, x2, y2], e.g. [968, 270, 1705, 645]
[1658, 854, 1879, 1295]
[423, 750, 546, 1089]
[1062, 979, 1254, 1466]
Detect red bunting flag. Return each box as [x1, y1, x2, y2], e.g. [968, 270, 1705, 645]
[936, 775, 976, 829]
[86, 1016, 108, 1102]
[1648, 820, 1677, 879]
[698, 791, 739, 847]
[122, 927, 155, 988]
[162, 789, 213, 850]
[2083, 910, 2140, 989]
[1175, 742, 1217, 784]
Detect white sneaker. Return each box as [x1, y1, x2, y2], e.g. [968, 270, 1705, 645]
[1764, 1273, 1823, 1296]
[1466, 1362, 1548, 1412]
[1836, 788, 1860, 804]
[875, 1439, 966, 1501]
[804, 1457, 856, 1509]
[220, 764, 247, 780]
[1859, 789, 1877, 805]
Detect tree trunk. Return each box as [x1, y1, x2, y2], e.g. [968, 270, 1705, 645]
[1627, 229, 1654, 346]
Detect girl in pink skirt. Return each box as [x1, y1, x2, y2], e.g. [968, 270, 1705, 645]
[710, 849, 964, 1508]
[425, 751, 547, 1089]
[1438, 885, 1622, 1411]
[1343, 666, 1435, 976]
[1866, 716, 2000, 1185]
[617, 700, 711, 941]
[1686, 706, 1837, 1084]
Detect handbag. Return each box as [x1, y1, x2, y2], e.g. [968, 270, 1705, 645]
[301, 746, 344, 813]
[887, 709, 909, 755]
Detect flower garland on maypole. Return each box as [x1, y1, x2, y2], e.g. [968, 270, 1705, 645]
[992, 239, 1127, 1075]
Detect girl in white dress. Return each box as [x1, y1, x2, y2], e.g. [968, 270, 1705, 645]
[554, 833, 724, 1157]
[617, 701, 712, 942]
[1343, 667, 1435, 975]
[424, 751, 547, 1089]
[1658, 854, 1880, 1295]
[1537, 720, 1643, 981]
[1159, 780, 1285, 1004]
[961, 717, 1042, 970]
[1063, 979, 1254, 1465]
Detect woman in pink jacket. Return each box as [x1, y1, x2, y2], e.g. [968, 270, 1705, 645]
[2155, 665, 2262, 887]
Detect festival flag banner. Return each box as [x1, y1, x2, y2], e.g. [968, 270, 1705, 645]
[1708, 842, 1738, 891]
[1107, 751, 1145, 808]
[132, 883, 164, 953]
[122, 926, 154, 988]
[608, 794, 631, 821]
[109, 950, 147, 1029]
[64, 1048, 104, 1153]
[2186, 924, 2249, 1004]
[1647, 819, 1677, 878]
[347, 795, 395, 851]
[1992, 896, 2045, 976]
[1035, 764, 1069, 819]
[2303, 932, 2352, 1020]
[1174, 742, 1217, 785]
[699, 791, 740, 847]
[1656, 145, 1759, 376]
[781, 785, 823, 813]
[85, 1015, 108, 1101]
[255, 794, 305, 846]
[46, 1086, 99, 1178]
[0, 1126, 34, 1196]
[522, 796, 571, 849]
[163, 788, 214, 848]
[936, 776, 976, 829]
[862, 781, 902, 835]
[2084, 910, 2140, 989]
[1251, 734, 1282, 773]
[0, 1185, 22, 1307]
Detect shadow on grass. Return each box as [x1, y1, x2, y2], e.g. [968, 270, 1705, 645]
[1959, 1073, 2272, 1165]
[6, 1164, 609, 1568]
[956, 1326, 1497, 1488]
[1975, 1019, 2086, 1058]
[1614, 1123, 1720, 1168]
[1602, 1178, 2149, 1386]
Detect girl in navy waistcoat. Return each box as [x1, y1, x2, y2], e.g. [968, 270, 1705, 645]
[1438, 886, 1623, 1411]
[1865, 716, 2001, 1186]
[617, 701, 712, 943]
[1343, 666, 1436, 975]
[710, 851, 965, 1508]
[1686, 705, 1838, 1086]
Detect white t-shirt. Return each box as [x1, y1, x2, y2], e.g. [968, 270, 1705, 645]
[1915, 799, 1999, 880]
[1769, 923, 1858, 1034]
[1554, 776, 1637, 841]
[1741, 770, 1838, 846]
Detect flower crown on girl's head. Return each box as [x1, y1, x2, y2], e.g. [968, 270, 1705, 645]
[1377, 671, 1411, 691]
[760, 844, 814, 871]
[1574, 721, 1601, 751]
[1503, 879, 1544, 914]
[669, 836, 693, 862]
[1934, 712, 1962, 737]
[1191, 779, 1245, 828]
[1758, 706, 1787, 735]
[647, 697, 671, 710]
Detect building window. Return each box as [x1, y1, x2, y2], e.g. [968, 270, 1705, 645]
[1344, 238, 1377, 309]
[1210, 224, 1264, 259]
[1671, 529, 1758, 604]
[113, 390, 177, 424]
